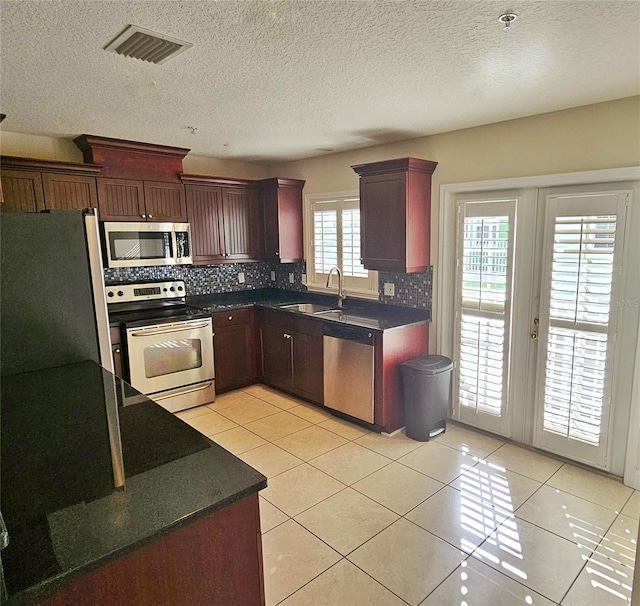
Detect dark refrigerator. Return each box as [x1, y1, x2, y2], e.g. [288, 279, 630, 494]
[1, 209, 113, 376]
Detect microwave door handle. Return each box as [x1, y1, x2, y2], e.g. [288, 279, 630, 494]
[129, 321, 211, 338]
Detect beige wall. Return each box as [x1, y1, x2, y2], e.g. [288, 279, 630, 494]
[270, 95, 640, 263]
[0, 132, 271, 180]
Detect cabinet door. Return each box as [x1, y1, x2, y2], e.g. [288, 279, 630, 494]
[143, 181, 187, 222]
[97, 178, 146, 220]
[214, 323, 255, 392]
[275, 184, 304, 262]
[360, 173, 407, 270]
[260, 187, 280, 261]
[1, 169, 45, 212]
[258, 179, 304, 262]
[291, 332, 323, 404]
[221, 187, 257, 260]
[185, 185, 225, 263]
[260, 324, 292, 390]
[41, 173, 98, 211]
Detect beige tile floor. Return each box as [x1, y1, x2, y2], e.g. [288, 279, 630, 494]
[177, 385, 639, 606]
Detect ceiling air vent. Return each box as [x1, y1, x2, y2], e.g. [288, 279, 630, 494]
[104, 25, 192, 65]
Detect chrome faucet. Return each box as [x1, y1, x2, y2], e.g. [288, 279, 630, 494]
[326, 266, 346, 308]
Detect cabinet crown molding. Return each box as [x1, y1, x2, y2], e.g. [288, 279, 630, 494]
[180, 173, 256, 188]
[1, 155, 102, 176]
[73, 135, 190, 159]
[351, 157, 438, 177]
[256, 177, 306, 189]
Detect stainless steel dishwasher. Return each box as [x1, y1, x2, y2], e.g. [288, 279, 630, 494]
[323, 323, 375, 423]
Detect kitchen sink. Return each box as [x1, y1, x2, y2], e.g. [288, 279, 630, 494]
[279, 303, 333, 314]
[313, 309, 381, 328]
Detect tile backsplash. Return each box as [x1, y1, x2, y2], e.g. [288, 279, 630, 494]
[104, 262, 432, 311]
[378, 268, 433, 310]
[104, 261, 307, 296]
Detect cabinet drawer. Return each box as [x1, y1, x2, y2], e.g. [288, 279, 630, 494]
[212, 308, 252, 328]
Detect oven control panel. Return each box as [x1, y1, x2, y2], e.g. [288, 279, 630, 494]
[105, 281, 186, 303]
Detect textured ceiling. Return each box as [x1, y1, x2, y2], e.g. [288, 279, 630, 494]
[1, 0, 639, 162]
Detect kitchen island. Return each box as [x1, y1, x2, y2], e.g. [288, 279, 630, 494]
[1, 361, 267, 606]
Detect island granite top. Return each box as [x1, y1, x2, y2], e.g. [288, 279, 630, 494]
[1, 361, 266, 605]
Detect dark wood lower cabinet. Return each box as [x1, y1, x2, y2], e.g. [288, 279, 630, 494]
[291, 331, 324, 403]
[259, 310, 324, 405]
[212, 309, 258, 393]
[32, 493, 265, 606]
[260, 323, 293, 392]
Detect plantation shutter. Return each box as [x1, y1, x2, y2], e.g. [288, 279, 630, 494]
[308, 195, 376, 295]
[454, 200, 515, 435]
[542, 214, 616, 445]
[535, 192, 628, 467]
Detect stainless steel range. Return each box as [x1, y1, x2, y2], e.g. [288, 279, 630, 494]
[106, 280, 215, 412]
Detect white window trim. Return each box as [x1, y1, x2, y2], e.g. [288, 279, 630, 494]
[437, 166, 640, 486]
[303, 190, 379, 300]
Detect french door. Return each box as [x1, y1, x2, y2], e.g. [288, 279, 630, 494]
[452, 186, 630, 470]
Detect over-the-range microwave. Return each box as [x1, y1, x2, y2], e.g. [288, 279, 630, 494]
[102, 221, 192, 268]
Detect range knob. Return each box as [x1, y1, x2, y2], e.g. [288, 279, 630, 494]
[107, 291, 115, 298]
[177, 285, 183, 291]
[170, 286, 175, 292]
[117, 290, 124, 297]
[163, 288, 168, 292]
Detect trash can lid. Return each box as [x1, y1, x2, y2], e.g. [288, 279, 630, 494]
[400, 355, 453, 375]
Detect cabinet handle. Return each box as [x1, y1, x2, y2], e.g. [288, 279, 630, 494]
[275, 251, 279, 257]
[148, 214, 153, 219]
[228, 315, 233, 321]
[114, 347, 121, 354]
[141, 214, 147, 219]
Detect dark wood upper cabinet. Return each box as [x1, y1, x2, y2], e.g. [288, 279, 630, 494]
[1, 169, 45, 212]
[182, 175, 258, 264]
[41, 172, 98, 210]
[143, 181, 187, 221]
[184, 183, 225, 262]
[96, 178, 145, 220]
[97, 178, 186, 221]
[352, 157, 437, 273]
[257, 178, 305, 263]
[221, 187, 256, 260]
[1, 157, 101, 213]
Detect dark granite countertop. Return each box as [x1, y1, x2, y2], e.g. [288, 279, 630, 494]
[187, 288, 430, 331]
[1, 361, 266, 605]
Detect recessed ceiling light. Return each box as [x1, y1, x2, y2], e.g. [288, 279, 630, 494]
[314, 147, 335, 152]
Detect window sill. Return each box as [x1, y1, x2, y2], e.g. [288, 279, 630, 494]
[305, 284, 380, 301]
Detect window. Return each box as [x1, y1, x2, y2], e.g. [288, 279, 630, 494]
[304, 191, 378, 298]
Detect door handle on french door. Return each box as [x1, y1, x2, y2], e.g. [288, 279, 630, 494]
[531, 317, 539, 340]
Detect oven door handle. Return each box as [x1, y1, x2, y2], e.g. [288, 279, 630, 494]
[128, 321, 211, 338]
[151, 382, 215, 400]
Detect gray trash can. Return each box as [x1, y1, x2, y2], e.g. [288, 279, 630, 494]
[400, 355, 453, 441]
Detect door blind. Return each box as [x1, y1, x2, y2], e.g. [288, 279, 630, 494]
[456, 209, 513, 425]
[542, 214, 617, 445]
